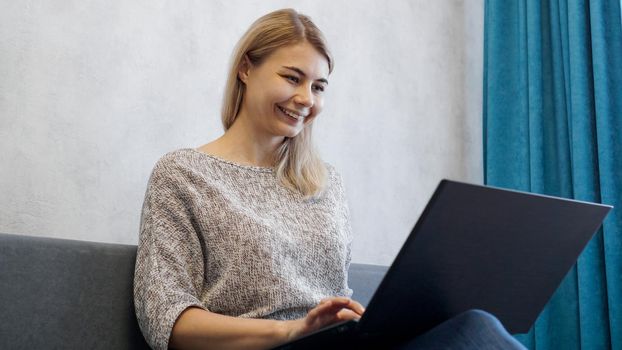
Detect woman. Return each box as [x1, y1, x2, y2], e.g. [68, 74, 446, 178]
[134, 8, 525, 350]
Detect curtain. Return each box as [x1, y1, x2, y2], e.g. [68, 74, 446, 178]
[483, 0, 622, 349]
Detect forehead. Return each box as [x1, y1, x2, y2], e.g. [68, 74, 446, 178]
[262, 41, 330, 79]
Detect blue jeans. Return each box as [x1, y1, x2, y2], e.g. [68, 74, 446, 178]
[392, 310, 527, 349]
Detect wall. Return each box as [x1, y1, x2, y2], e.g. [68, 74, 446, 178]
[0, 0, 483, 266]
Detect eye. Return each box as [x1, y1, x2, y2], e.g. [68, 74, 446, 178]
[283, 75, 300, 84]
[313, 84, 326, 93]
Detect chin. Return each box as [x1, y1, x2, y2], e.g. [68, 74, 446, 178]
[276, 124, 305, 138]
[284, 129, 303, 138]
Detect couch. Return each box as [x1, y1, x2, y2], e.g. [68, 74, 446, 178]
[0, 233, 387, 349]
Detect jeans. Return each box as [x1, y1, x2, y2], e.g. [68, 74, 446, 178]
[392, 309, 527, 350]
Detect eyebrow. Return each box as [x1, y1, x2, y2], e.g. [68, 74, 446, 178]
[282, 66, 329, 84]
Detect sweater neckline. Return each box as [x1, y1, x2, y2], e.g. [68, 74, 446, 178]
[187, 148, 275, 173]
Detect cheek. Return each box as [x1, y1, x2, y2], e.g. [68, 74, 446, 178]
[269, 81, 294, 103]
[251, 77, 289, 108]
[304, 101, 324, 125]
[313, 98, 324, 115]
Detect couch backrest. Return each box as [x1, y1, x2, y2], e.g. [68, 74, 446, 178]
[0, 233, 387, 349]
[348, 263, 387, 307]
[0, 233, 150, 349]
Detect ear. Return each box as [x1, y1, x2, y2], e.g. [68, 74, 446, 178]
[237, 54, 252, 84]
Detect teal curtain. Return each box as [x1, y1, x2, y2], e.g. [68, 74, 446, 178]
[483, 0, 622, 349]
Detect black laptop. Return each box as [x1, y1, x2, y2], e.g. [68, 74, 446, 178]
[274, 179, 612, 349]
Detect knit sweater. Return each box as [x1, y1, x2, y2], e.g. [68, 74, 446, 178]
[133, 148, 353, 350]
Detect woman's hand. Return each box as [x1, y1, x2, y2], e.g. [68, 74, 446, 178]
[283, 297, 366, 342]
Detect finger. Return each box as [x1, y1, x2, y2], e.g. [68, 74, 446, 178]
[311, 299, 342, 314]
[317, 297, 364, 317]
[313, 298, 351, 314]
[336, 308, 362, 321]
[307, 300, 341, 320]
[316, 304, 363, 325]
[318, 297, 352, 305]
[307, 299, 353, 326]
[306, 304, 341, 325]
[347, 299, 366, 316]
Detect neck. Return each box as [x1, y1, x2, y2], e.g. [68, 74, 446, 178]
[215, 112, 285, 167]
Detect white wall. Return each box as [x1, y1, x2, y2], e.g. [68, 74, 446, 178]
[0, 0, 483, 266]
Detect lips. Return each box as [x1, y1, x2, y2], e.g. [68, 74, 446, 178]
[277, 105, 306, 121]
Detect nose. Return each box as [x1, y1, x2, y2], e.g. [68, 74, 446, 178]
[294, 85, 314, 108]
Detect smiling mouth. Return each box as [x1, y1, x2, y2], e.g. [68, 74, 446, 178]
[277, 105, 305, 122]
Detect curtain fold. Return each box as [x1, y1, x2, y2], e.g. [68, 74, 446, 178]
[483, 0, 622, 349]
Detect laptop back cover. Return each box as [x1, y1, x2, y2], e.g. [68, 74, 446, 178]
[358, 180, 611, 338]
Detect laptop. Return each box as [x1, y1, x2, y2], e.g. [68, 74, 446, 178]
[274, 179, 612, 349]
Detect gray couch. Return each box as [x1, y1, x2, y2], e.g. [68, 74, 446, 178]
[0, 233, 387, 349]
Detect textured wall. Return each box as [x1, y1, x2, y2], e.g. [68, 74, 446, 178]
[0, 0, 483, 266]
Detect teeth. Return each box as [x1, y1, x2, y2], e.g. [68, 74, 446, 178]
[279, 106, 304, 120]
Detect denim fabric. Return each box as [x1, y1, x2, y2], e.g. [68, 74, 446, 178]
[393, 310, 526, 350]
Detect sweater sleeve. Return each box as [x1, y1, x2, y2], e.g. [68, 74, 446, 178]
[133, 158, 207, 350]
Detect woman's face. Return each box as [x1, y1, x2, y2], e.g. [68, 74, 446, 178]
[238, 41, 330, 139]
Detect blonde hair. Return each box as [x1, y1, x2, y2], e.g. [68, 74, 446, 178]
[221, 9, 334, 199]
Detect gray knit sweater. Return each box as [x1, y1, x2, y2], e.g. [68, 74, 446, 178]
[133, 149, 353, 350]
